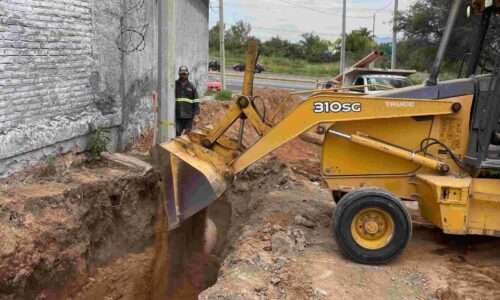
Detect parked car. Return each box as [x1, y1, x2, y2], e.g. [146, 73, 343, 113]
[208, 60, 220, 72]
[232, 62, 265, 73]
[207, 75, 221, 92]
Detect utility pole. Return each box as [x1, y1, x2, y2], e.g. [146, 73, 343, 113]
[340, 0, 347, 74]
[391, 0, 398, 69]
[219, 0, 226, 90]
[372, 14, 376, 51]
[157, 0, 176, 142]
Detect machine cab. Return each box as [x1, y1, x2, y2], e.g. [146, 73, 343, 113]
[463, 3, 500, 170]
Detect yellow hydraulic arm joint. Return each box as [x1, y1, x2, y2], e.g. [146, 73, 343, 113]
[328, 130, 451, 173]
[202, 40, 271, 148]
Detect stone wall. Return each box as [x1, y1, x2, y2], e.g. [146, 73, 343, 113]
[0, 0, 209, 177]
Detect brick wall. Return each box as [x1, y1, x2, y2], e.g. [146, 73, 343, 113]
[0, 0, 209, 177]
[0, 0, 94, 129]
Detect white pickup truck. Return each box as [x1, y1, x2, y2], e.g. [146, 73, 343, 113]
[340, 67, 416, 94]
[349, 73, 414, 94]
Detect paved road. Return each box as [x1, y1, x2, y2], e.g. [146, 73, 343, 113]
[214, 68, 331, 81]
[210, 74, 318, 92]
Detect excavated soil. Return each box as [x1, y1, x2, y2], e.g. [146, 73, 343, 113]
[0, 155, 161, 300]
[2, 88, 500, 300]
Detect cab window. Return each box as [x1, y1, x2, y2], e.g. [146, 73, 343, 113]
[367, 77, 412, 91]
[351, 77, 365, 93]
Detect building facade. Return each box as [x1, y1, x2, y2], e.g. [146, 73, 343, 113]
[0, 0, 209, 177]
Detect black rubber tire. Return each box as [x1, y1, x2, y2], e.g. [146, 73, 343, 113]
[332, 188, 412, 265]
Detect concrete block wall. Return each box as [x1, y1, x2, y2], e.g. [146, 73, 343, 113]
[0, 0, 209, 177]
[176, 0, 209, 99]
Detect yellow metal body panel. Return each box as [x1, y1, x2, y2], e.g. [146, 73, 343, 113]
[468, 179, 500, 237]
[348, 132, 449, 172]
[426, 96, 473, 174]
[323, 95, 473, 192]
[414, 175, 500, 237]
[323, 176, 418, 200]
[322, 118, 432, 176]
[416, 175, 471, 235]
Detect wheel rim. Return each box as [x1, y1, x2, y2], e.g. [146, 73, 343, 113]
[351, 208, 395, 250]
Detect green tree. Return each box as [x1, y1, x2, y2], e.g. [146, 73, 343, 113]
[210, 21, 259, 54]
[299, 32, 333, 62]
[209, 23, 220, 51]
[261, 35, 308, 60]
[396, 0, 498, 72]
[261, 35, 289, 57]
[335, 27, 375, 66]
[225, 21, 257, 53]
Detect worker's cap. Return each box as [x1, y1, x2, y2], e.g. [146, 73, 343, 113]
[178, 66, 189, 75]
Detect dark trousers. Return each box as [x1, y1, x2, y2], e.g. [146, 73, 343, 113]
[176, 118, 194, 136]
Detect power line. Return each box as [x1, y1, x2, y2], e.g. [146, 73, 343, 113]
[375, 1, 394, 14]
[211, 1, 393, 19]
[209, 0, 407, 41]
[211, 4, 394, 15]
[275, 0, 377, 19]
[253, 26, 340, 37]
[208, 21, 341, 38]
[209, 2, 217, 13]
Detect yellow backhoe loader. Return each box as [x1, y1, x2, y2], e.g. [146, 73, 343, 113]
[153, 0, 500, 264]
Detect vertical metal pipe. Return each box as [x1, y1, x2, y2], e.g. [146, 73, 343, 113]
[340, 0, 347, 74]
[237, 118, 245, 150]
[372, 14, 376, 52]
[158, 0, 176, 142]
[391, 0, 399, 69]
[219, 0, 226, 90]
[426, 0, 463, 86]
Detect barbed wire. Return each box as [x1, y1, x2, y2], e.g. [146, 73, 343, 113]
[118, 0, 150, 54]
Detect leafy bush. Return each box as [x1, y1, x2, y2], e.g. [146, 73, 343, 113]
[46, 155, 56, 168]
[86, 125, 111, 161]
[205, 90, 216, 96]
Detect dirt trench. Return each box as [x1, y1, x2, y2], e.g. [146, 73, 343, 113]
[0, 156, 162, 300]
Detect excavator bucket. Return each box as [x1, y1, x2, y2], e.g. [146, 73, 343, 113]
[152, 138, 230, 230]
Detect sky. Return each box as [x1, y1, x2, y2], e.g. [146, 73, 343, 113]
[209, 0, 417, 43]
